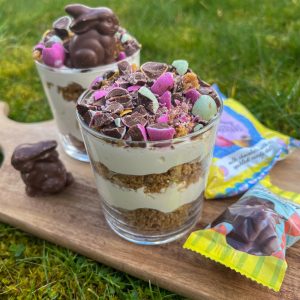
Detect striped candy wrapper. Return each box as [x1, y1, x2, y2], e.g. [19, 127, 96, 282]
[184, 177, 300, 291]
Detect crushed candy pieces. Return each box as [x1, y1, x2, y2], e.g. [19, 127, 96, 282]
[151, 72, 174, 96]
[172, 59, 189, 75]
[42, 42, 65, 68]
[159, 91, 172, 109]
[141, 62, 168, 80]
[138, 86, 159, 114]
[147, 123, 176, 141]
[77, 60, 221, 142]
[185, 88, 200, 104]
[192, 95, 217, 121]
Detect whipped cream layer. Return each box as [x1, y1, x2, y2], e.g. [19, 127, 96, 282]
[95, 173, 205, 213]
[82, 124, 216, 176]
[35, 51, 140, 141]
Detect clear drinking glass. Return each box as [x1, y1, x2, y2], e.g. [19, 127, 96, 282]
[35, 50, 140, 162]
[77, 90, 223, 244]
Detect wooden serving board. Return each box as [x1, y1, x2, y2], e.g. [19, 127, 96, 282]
[0, 101, 299, 300]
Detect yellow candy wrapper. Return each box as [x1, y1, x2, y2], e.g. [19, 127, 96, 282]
[184, 177, 300, 291]
[206, 85, 300, 199]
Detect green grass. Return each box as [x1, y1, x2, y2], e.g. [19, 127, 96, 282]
[0, 0, 300, 298]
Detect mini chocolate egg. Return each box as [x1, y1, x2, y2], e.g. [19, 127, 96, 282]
[192, 95, 217, 121]
[172, 59, 188, 75]
[138, 86, 159, 114]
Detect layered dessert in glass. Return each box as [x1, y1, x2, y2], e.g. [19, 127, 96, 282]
[77, 60, 223, 244]
[33, 4, 141, 161]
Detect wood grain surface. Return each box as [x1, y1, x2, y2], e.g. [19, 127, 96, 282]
[0, 101, 299, 300]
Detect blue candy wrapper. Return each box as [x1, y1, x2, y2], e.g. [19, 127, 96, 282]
[205, 85, 300, 199]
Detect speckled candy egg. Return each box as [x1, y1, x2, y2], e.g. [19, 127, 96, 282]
[192, 95, 217, 121]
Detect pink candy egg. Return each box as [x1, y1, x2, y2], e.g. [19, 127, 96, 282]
[185, 88, 200, 104]
[146, 123, 175, 141]
[151, 72, 174, 96]
[42, 43, 65, 68]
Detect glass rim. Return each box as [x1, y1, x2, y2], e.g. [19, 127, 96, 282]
[76, 89, 223, 145]
[34, 49, 140, 74]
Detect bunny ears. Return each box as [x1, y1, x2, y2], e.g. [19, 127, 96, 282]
[65, 4, 118, 34]
[11, 140, 57, 171]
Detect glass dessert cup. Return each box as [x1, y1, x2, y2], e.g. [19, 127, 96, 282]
[77, 91, 223, 244]
[35, 50, 140, 162]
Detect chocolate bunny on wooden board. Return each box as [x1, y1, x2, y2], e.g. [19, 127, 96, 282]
[65, 4, 119, 68]
[11, 141, 73, 196]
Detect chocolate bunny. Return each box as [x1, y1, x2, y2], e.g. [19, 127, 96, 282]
[65, 4, 119, 68]
[212, 196, 282, 256]
[11, 140, 73, 197]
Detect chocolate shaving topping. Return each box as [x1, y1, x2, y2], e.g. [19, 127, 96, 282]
[105, 88, 133, 108]
[103, 70, 117, 81]
[106, 87, 129, 100]
[90, 111, 114, 128]
[82, 111, 92, 125]
[134, 105, 148, 117]
[139, 95, 156, 114]
[77, 103, 90, 117]
[128, 72, 147, 85]
[104, 102, 124, 113]
[77, 61, 220, 141]
[128, 124, 145, 141]
[93, 98, 106, 107]
[122, 112, 147, 128]
[141, 62, 168, 80]
[124, 40, 139, 56]
[115, 77, 131, 89]
[118, 61, 131, 75]
[101, 127, 126, 139]
[115, 98, 133, 109]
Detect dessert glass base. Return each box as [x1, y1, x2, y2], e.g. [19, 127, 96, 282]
[60, 133, 89, 162]
[35, 50, 140, 162]
[102, 196, 203, 245]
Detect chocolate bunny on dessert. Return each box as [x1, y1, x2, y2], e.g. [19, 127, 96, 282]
[65, 4, 119, 68]
[11, 140, 73, 197]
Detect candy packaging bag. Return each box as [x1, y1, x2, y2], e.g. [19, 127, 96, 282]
[184, 177, 300, 291]
[205, 85, 300, 199]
